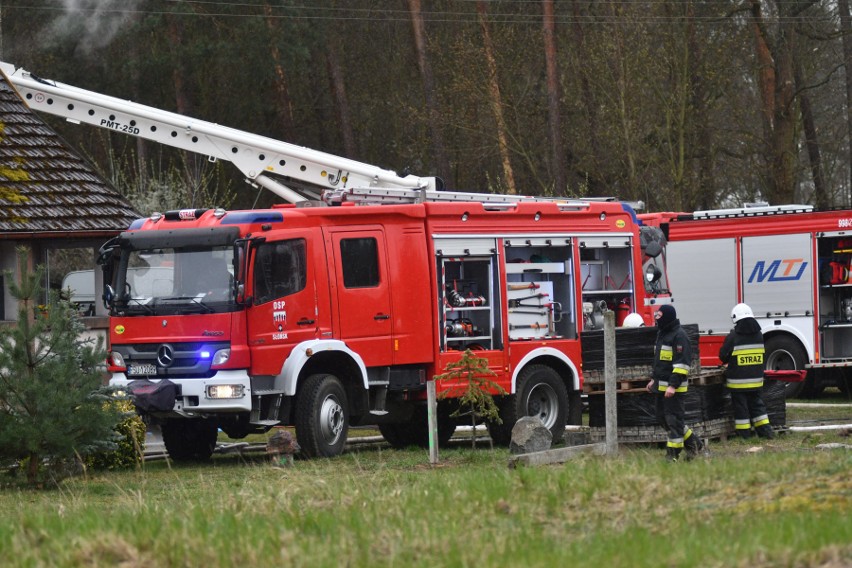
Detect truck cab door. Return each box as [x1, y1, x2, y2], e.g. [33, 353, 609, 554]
[246, 235, 323, 376]
[329, 229, 393, 366]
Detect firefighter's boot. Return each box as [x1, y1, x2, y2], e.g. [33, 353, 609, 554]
[736, 429, 754, 440]
[685, 436, 706, 461]
[665, 447, 681, 462]
[756, 424, 775, 439]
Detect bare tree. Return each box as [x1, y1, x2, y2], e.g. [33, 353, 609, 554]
[542, 0, 566, 195]
[749, 0, 821, 204]
[263, 2, 295, 139]
[407, 0, 452, 185]
[839, 0, 852, 206]
[476, 0, 516, 194]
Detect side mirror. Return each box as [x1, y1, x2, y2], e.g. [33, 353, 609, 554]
[644, 241, 662, 259]
[103, 284, 115, 309]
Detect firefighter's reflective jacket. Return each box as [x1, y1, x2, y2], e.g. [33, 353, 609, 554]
[652, 320, 691, 393]
[719, 317, 765, 390]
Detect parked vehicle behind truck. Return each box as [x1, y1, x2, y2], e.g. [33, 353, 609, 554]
[641, 204, 852, 398]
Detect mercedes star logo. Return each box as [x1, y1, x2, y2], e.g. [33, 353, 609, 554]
[157, 344, 175, 368]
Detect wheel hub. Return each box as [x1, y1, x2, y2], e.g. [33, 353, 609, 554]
[320, 395, 344, 445]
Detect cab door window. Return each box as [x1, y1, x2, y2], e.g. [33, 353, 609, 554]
[253, 239, 307, 304]
[340, 237, 380, 288]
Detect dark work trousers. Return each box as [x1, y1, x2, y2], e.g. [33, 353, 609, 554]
[655, 392, 700, 452]
[655, 392, 685, 450]
[730, 389, 770, 436]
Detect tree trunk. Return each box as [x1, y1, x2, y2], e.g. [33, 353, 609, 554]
[794, 52, 826, 208]
[263, 2, 295, 139]
[749, 1, 797, 205]
[407, 0, 452, 185]
[27, 451, 39, 485]
[839, 0, 852, 207]
[166, 14, 199, 205]
[326, 40, 357, 159]
[686, 1, 715, 211]
[542, 0, 566, 195]
[477, 0, 517, 194]
[570, 0, 601, 194]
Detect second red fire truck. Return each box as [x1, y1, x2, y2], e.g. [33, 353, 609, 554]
[642, 204, 852, 398]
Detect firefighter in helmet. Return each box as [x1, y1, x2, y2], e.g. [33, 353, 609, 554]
[646, 304, 706, 461]
[719, 303, 775, 440]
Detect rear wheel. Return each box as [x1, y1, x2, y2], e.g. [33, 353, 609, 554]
[295, 374, 349, 458]
[161, 419, 218, 462]
[764, 335, 814, 398]
[487, 365, 568, 445]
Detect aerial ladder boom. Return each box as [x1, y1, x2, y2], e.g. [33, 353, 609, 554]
[0, 61, 438, 203]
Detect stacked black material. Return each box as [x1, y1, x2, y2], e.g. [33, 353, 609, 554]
[588, 380, 787, 428]
[580, 323, 700, 372]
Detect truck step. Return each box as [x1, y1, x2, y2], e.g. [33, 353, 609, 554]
[251, 419, 281, 427]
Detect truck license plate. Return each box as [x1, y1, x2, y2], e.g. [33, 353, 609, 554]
[127, 364, 157, 376]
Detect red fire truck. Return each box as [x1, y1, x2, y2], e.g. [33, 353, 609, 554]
[3, 61, 671, 458]
[641, 204, 852, 398]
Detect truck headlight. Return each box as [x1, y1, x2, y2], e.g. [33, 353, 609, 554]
[211, 348, 231, 366]
[207, 384, 245, 399]
[109, 351, 125, 368]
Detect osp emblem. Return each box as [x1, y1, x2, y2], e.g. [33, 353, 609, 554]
[157, 344, 175, 368]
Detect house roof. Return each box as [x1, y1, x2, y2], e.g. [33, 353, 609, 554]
[0, 70, 139, 236]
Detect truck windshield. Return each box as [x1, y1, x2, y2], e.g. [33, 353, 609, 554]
[116, 246, 237, 315]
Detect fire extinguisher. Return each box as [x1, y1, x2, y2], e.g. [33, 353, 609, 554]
[613, 299, 630, 326]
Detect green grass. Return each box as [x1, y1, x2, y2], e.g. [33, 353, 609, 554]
[0, 430, 850, 567]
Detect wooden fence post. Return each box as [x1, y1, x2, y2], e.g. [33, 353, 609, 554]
[427, 380, 439, 464]
[604, 310, 619, 456]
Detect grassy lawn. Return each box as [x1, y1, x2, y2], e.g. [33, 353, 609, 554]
[1, 416, 850, 568]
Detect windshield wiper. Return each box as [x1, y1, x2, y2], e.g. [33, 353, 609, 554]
[158, 296, 215, 314]
[126, 298, 155, 314]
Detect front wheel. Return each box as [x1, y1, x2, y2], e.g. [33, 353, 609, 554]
[161, 419, 218, 462]
[487, 364, 568, 445]
[764, 335, 813, 398]
[295, 374, 349, 458]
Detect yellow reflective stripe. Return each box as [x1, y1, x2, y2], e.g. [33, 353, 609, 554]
[667, 440, 684, 448]
[735, 423, 752, 430]
[727, 381, 764, 389]
[753, 416, 770, 427]
[657, 382, 688, 393]
[672, 367, 688, 375]
[733, 343, 766, 353]
[731, 346, 765, 355]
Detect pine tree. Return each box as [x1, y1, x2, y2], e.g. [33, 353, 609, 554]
[0, 248, 124, 485]
[435, 349, 506, 449]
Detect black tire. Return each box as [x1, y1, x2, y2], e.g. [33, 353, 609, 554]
[486, 364, 568, 445]
[567, 389, 583, 426]
[161, 419, 218, 462]
[295, 373, 349, 458]
[764, 335, 812, 399]
[379, 403, 456, 449]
